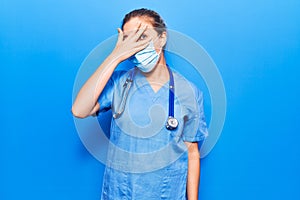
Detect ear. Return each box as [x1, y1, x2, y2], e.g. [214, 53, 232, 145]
[159, 31, 167, 48]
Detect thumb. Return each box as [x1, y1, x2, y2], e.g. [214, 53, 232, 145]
[117, 28, 123, 42]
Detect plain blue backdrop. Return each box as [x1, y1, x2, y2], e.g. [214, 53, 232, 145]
[1, 0, 299, 199]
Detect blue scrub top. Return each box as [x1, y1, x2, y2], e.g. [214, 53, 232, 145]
[98, 67, 208, 200]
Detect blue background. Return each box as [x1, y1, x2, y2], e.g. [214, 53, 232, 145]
[1, 0, 299, 199]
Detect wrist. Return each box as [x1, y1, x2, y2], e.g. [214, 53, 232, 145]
[110, 48, 128, 63]
[107, 51, 124, 66]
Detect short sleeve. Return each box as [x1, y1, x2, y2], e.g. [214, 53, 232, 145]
[182, 87, 208, 146]
[97, 70, 126, 113]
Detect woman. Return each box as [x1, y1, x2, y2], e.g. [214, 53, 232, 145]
[72, 8, 208, 200]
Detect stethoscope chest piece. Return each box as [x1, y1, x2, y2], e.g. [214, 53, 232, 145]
[166, 116, 178, 130]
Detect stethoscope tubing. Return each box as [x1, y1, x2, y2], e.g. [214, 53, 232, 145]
[113, 65, 178, 130]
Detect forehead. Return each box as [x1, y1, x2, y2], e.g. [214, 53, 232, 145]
[123, 17, 155, 33]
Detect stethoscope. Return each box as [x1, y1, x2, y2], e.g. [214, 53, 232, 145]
[112, 65, 178, 130]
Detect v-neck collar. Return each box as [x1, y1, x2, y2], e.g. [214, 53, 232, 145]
[134, 70, 169, 100]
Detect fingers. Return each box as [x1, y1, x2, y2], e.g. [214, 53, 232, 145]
[117, 28, 123, 42]
[135, 23, 142, 34]
[137, 36, 152, 46]
[133, 24, 148, 42]
[125, 23, 148, 42]
[114, 23, 153, 59]
[132, 36, 152, 52]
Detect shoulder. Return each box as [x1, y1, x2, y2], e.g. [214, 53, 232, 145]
[109, 69, 134, 86]
[110, 70, 128, 81]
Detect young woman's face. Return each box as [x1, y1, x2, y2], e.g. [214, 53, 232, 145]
[123, 17, 165, 53]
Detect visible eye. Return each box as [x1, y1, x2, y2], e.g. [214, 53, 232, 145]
[138, 34, 147, 41]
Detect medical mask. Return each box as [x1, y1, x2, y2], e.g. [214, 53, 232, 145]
[129, 41, 161, 73]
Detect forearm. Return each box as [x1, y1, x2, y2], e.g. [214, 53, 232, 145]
[71, 52, 120, 118]
[72, 26, 151, 118]
[186, 142, 200, 200]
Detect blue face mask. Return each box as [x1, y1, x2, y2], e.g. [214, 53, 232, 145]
[129, 41, 161, 73]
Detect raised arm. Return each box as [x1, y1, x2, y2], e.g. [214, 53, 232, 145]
[71, 25, 151, 118]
